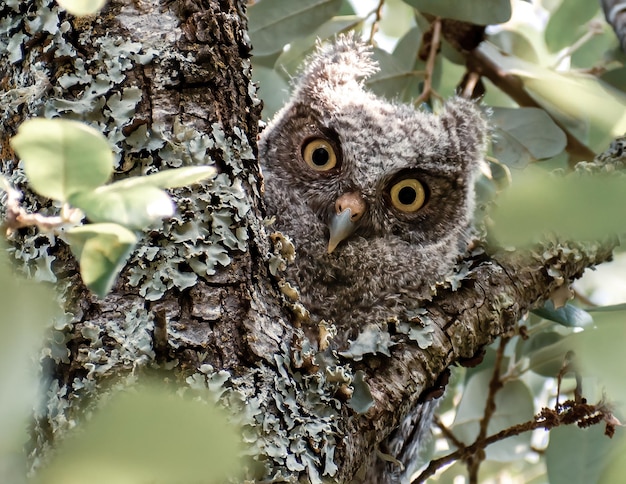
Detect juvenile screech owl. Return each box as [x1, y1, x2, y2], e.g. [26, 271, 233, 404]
[259, 36, 487, 330]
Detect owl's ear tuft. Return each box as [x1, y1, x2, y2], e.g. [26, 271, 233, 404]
[440, 97, 489, 167]
[293, 33, 378, 96]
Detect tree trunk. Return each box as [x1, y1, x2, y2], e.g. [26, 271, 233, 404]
[0, 1, 615, 482]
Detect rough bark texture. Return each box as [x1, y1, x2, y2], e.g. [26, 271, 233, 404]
[0, 1, 617, 483]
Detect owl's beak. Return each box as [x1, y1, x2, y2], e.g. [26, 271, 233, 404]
[327, 192, 365, 253]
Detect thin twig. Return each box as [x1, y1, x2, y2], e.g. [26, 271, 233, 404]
[467, 336, 509, 482]
[433, 415, 465, 449]
[415, 18, 443, 106]
[368, 0, 385, 45]
[0, 180, 81, 235]
[412, 400, 615, 483]
[461, 71, 481, 99]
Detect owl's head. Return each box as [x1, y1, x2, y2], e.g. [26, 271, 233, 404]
[259, 35, 487, 257]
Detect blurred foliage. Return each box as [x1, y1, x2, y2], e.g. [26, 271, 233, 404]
[3, 0, 626, 483]
[35, 383, 242, 484]
[248, 0, 626, 482]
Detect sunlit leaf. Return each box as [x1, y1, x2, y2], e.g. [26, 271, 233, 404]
[37, 384, 242, 484]
[403, 0, 511, 25]
[478, 42, 626, 152]
[65, 224, 137, 298]
[70, 185, 174, 230]
[10, 119, 113, 202]
[546, 425, 613, 484]
[56, 0, 107, 15]
[248, 0, 342, 56]
[104, 166, 217, 190]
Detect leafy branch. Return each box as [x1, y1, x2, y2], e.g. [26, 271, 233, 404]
[2, 118, 216, 297]
[413, 334, 619, 483]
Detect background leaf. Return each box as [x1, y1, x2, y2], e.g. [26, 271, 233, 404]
[403, 0, 511, 25]
[10, 119, 113, 202]
[546, 425, 613, 484]
[545, 0, 600, 53]
[491, 107, 567, 168]
[248, 0, 342, 56]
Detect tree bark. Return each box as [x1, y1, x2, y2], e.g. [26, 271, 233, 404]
[0, 1, 616, 482]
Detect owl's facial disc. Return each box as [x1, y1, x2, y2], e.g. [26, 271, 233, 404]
[327, 192, 365, 253]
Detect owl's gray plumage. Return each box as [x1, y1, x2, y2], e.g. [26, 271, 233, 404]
[260, 36, 487, 329]
[259, 35, 487, 483]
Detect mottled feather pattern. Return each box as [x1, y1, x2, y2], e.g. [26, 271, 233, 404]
[260, 35, 487, 328]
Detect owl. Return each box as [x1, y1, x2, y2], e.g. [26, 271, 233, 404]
[259, 35, 488, 483]
[259, 36, 488, 331]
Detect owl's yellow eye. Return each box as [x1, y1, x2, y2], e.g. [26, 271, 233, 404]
[390, 178, 426, 212]
[302, 139, 337, 171]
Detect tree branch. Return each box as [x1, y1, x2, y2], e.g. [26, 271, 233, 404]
[336, 242, 615, 479]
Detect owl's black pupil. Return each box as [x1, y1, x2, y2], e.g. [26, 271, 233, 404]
[312, 147, 329, 166]
[398, 186, 417, 205]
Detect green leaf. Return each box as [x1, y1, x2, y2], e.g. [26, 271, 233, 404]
[104, 166, 217, 190]
[367, 48, 420, 101]
[65, 224, 137, 298]
[532, 301, 593, 328]
[10, 119, 113, 202]
[452, 370, 534, 461]
[491, 107, 567, 168]
[248, 0, 342, 56]
[403, 0, 511, 25]
[275, 15, 363, 77]
[525, 333, 572, 377]
[70, 185, 175, 230]
[252, 64, 292, 120]
[545, 0, 600, 53]
[56, 0, 107, 15]
[37, 383, 242, 484]
[546, 425, 613, 484]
